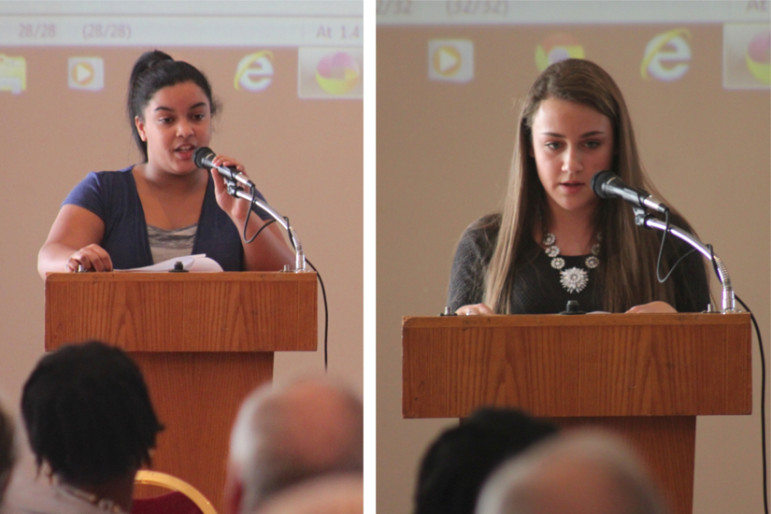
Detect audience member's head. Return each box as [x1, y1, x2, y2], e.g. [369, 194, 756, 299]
[475, 429, 669, 514]
[0, 394, 16, 503]
[21, 341, 163, 507]
[224, 376, 363, 514]
[253, 473, 363, 514]
[413, 407, 558, 514]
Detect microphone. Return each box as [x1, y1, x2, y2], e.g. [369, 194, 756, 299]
[193, 147, 255, 189]
[590, 170, 668, 214]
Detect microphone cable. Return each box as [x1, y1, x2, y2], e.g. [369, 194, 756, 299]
[242, 186, 274, 244]
[653, 216, 767, 512]
[240, 198, 330, 372]
[711, 246, 768, 514]
[653, 209, 697, 284]
[733, 294, 768, 514]
[303, 257, 329, 372]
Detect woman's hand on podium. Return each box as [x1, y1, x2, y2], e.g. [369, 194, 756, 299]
[455, 303, 494, 316]
[625, 301, 676, 314]
[67, 243, 113, 272]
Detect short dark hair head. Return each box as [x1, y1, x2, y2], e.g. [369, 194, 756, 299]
[413, 407, 558, 514]
[127, 49, 218, 161]
[21, 341, 163, 486]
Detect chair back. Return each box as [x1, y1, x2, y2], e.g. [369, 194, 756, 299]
[131, 470, 217, 514]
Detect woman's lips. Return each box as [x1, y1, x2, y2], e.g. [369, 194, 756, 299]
[560, 181, 584, 191]
[175, 145, 195, 159]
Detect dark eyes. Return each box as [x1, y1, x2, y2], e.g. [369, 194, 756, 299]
[157, 113, 207, 124]
[544, 140, 602, 150]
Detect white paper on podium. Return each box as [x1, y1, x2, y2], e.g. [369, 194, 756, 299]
[118, 254, 223, 272]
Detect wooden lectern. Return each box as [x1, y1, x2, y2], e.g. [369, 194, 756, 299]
[403, 313, 752, 514]
[45, 272, 317, 511]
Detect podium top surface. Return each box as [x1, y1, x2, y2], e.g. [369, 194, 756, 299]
[403, 312, 751, 328]
[45, 270, 316, 283]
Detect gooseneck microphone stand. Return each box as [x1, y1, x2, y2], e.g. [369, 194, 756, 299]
[632, 206, 737, 313]
[225, 180, 307, 272]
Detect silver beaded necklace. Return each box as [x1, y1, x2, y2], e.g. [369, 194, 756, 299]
[543, 232, 600, 294]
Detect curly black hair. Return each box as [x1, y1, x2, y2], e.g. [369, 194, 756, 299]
[21, 341, 163, 486]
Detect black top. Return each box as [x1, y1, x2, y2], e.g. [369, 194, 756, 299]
[446, 215, 711, 314]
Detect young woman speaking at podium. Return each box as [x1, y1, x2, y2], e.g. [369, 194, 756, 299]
[37, 50, 293, 277]
[447, 59, 710, 316]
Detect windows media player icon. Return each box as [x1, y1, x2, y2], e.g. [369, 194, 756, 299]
[428, 39, 474, 83]
[68, 57, 104, 91]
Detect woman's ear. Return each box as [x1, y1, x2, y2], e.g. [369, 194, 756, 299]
[134, 116, 147, 142]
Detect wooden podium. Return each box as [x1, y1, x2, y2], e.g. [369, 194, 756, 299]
[402, 313, 752, 514]
[45, 271, 317, 511]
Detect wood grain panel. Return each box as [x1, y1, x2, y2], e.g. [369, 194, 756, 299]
[131, 352, 273, 511]
[44, 272, 318, 511]
[551, 416, 696, 514]
[403, 313, 752, 514]
[45, 272, 317, 352]
[403, 313, 751, 418]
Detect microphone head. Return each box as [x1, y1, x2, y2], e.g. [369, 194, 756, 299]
[193, 147, 215, 169]
[590, 170, 616, 199]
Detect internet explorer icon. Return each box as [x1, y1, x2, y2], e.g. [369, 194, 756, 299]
[234, 51, 274, 92]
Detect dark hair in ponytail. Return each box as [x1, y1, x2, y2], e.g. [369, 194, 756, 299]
[127, 50, 217, 161]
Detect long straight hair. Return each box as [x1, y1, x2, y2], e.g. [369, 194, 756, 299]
[484, 59, 687, 313]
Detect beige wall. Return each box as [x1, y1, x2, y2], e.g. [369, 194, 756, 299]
[0, 44, 362, 458]
[377, 20, 769, 514]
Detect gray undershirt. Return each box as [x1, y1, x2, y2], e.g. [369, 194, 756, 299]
[147, 224, 197, 263]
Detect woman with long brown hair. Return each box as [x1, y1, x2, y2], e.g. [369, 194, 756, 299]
[448, 59, 710, 315]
